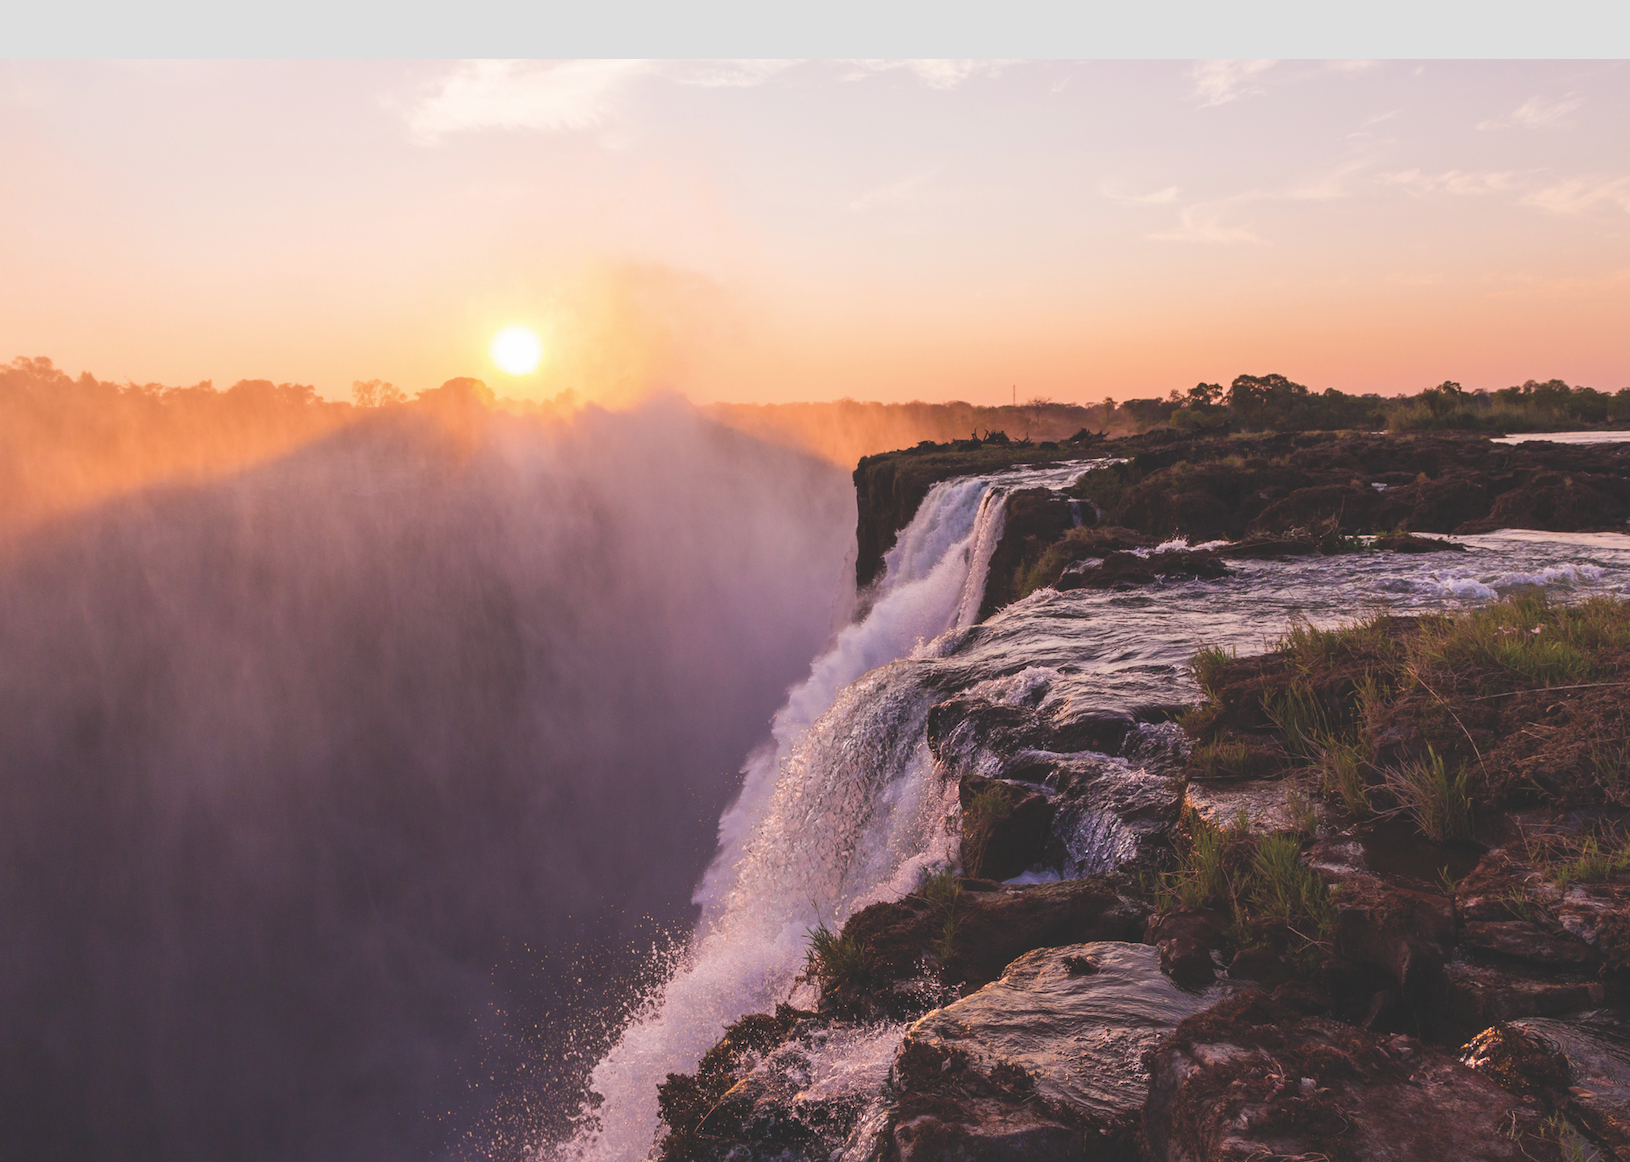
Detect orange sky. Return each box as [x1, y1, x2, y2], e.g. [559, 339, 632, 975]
[3, 59, 1627, 406]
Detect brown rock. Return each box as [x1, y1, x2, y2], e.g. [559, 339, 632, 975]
[890, 943, 1238, 1162]
[1442, 960, 1605, 1030]
[1461, 920, 1599, 969]
[958, 775, 1053, 882]
[1371, 532, 1466, 553]
[1145, 909, 1227, 987]
[1145, 993, 1562, 1161]
[1057, 549, 1230, 590]
[1464, 1016, 1630, 1157]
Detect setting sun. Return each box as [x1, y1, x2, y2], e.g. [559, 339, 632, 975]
[489, 325, 542, 376]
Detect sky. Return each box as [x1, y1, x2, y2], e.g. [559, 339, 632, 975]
[3, 59, 1628, 406]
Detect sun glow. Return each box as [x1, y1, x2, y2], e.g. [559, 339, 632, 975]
[489, 325, 543, 376]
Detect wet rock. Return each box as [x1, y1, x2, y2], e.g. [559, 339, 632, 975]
[1249, 482, 1377, 535]
[1048, 707, 1137, 755]
[1048, 751, 1186, 876]
[1464, 1015, 1630, 1156]
[1215, 536, 1319, 559]
[1371, 532, 1466, 552]
[1228, 946, 1299, 989]
[1184, 776, 1320, 836]
[1056, 549, 1230, 590]
[1557, 882, 1630, 971]
[833, 877, 1149, 1006]
[1461, 920, 1599, 969]
[979, 488, 1081, 616]
[1145, 909, 1227, 987]
[1310, 847, 1456, 1004]
[1406, 472, 1490, 532]
[1442, 960, 1606, 1030]
[1144, 992, 1561, 1161]
[1459, 473, 1629, 534]
[959, 775, 1053, 882]
[886, 943, 1237, 1162]
[943, 882, 1149, 990]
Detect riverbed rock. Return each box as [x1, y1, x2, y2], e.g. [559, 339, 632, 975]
[1463, 1015, 1630, 1156]
[959, 774, 1053, 881]
[827, 876, 1150, 1014]
[1144, 909, 1228, 987]
[884, 942, 1237, 1162]
[1144, 992, 1562, 1161]
[1371, 532, 1466, 552]
[1057, 549, 1230, 590]
[1215, 536, 1319, 559]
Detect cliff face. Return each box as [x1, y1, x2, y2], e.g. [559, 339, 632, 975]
[852, 438, 1104, 588]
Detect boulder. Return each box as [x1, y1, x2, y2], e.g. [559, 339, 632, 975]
[886, 943, 1237, 1162]
[831, 877, 1149, 1009]
[1057, 549, 1230, 590]
[1144, 992, 1562, 1161]
[1464, 1015, 1630, 1156]
[1371, 533, 1466, 553]
[1144, 909, 1228, 987]
[1441, 960, 1605, 1030]
[1215, 537, 1319, 559]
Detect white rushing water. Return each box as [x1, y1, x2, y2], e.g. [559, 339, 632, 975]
[556, 456, 1630, 1162]
[557, 462, 1092, 1161]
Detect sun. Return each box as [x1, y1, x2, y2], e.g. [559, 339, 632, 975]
[489, 325, 543, 376]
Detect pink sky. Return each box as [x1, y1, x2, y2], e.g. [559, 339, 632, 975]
[3, 59, 1627, 405]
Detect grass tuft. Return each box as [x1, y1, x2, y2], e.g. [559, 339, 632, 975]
[804, 917, 867, 992]
[959, 787, 1013, 880]
[1381, 745, 1472, 844]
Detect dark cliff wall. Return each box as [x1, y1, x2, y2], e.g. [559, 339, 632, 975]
[852, 440, 1104, 588]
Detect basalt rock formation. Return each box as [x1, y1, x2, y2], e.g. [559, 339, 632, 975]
[853, 429, 1630, 612]
[660, 442, 1630, 1162]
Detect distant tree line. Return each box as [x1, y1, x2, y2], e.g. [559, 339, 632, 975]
[0, 356, 354, 540]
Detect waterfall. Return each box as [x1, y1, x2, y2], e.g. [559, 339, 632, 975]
[564, 460, 1091, 1161]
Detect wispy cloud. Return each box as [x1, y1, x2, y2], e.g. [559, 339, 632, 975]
[1348, 109, 1399, 139]
[1377, 168, 1523, 196]
[847, 171, 935, 214]
[1478, 93, 1586, 130]
[675, 60, 798, 89]
[1135, 161, 1366, 244]
[404, 59, 1001, 144]
[1191, 59, 1276, 107]
[1149, 204, 1262, 245]
[1520, 175, 1630, 215]
[406, 60, 650, 143]
[840, 60, 1014, 89]
[1102, 185, 1179, 206]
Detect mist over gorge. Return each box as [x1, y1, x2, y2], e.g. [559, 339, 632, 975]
[0, 392, 855, 1161]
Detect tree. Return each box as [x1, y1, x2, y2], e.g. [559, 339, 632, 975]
[1022, 395, 1053, 437]
[1187, 382, 1224, 408]
[352, 379, 406, 408]
[1228, 373, 1309, 427]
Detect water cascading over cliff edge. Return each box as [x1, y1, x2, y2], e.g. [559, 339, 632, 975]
[0, 395, 855, 1162]
[562, 463, 1094, 1160]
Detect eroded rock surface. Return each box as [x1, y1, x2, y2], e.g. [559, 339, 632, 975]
[1464, 1015, 1630, 1157]
[1145, 992, 1562, 1161]
[884, 942, 1237, 1162]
